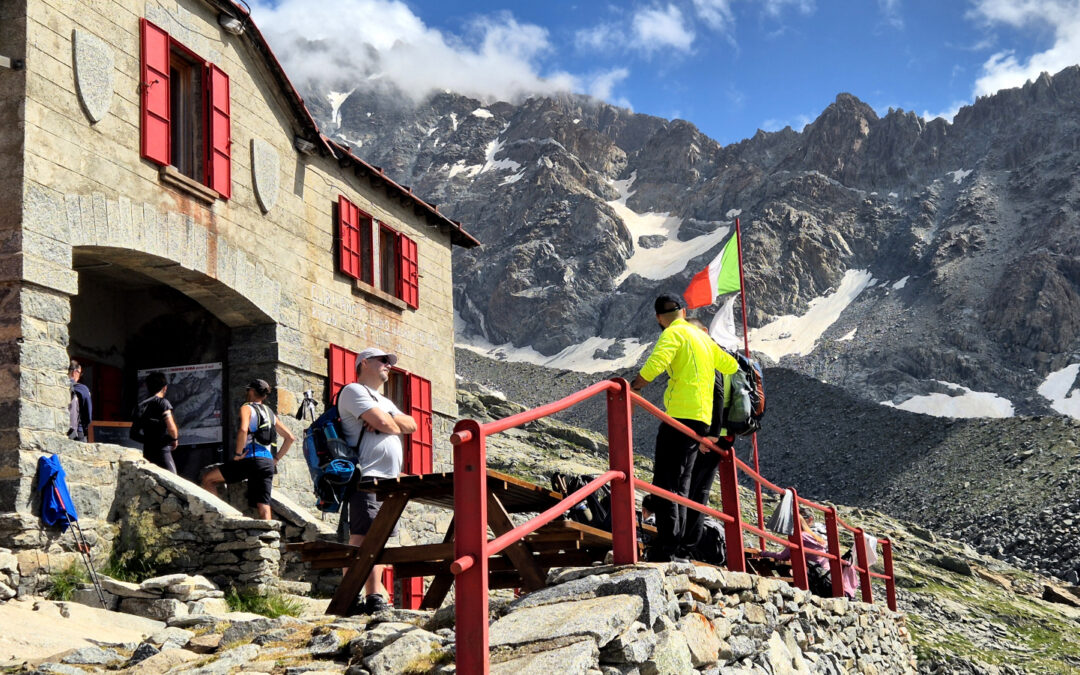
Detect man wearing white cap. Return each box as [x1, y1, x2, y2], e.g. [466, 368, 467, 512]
[338, 347, 417, 614]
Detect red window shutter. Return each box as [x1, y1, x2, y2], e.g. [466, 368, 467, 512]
[206, 64, 231, 198]
[140, 19, 171, 165]
[382, 567, 395, 605]
[338, 196, 362, 279]
[398, 234, 419, 309]
[328, 344, 357, 402]
[406, 373, 433, 474]
[400, 577, 423, 610]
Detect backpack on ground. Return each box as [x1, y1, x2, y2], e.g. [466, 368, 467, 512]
[302, 393, 358, 513]
[691, 517, 727, 566]
[551, 472, 612, 531]
[129, 396, 166, 445]
[724, 352, 766, 436]
[247, 402, 278, 448]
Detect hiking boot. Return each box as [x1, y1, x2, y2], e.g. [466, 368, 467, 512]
[364, 593, 390, 614]
[345, 595, 366, 617]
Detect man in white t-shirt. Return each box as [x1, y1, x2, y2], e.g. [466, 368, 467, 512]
[337, 347, 417, 614]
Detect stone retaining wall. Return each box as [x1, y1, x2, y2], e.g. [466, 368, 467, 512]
[114, 460, 281, 593]
[485, 562, 916, 674]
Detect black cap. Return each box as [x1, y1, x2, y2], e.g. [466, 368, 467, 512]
[246, 378, 271, 396]
[654, 293, 684, 314]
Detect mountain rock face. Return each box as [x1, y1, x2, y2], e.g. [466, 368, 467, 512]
[308, 66, 1080, 412]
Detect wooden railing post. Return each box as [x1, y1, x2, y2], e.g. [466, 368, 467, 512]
[452, 420, 489, 675]
[824, 508, 844, 598]
[717, 446, 745, 572]
[608, 379, 637, 565]
[882, 538, 896, 611]
[854, 527, 873, 604]
[788, 490, 809, 592]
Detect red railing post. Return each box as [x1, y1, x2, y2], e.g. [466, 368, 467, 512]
[882, 538, 896, 611]
[824, 508, 844, 598]
[788, 490, 809, 592]
[452, 420, 489, 675]
[854, 527, 873, 604]
[608, 379, 637, 565]
[717, 446, 745, 572]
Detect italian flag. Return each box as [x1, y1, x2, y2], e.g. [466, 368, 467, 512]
[682, 234, 741, 309]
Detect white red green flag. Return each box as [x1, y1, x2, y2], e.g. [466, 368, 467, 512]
[682, 234, 741, 309]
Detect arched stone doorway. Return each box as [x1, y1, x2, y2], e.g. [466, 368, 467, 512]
[69, 246, 277, 481]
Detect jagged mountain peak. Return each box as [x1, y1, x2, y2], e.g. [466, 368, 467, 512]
[308, 65, 1080, 419]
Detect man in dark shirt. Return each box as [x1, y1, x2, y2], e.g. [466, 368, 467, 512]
[67, 360, 92, 442]
[133, 371, 180, 473]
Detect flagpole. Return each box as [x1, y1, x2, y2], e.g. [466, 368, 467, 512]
[733, 218, 766, 550]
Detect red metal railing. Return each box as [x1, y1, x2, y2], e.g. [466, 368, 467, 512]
[449, 377, 896, 674]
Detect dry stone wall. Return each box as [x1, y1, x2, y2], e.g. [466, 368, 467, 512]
[114, 459, 281, 592]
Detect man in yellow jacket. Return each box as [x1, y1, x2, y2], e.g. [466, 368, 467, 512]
[631, 293, 739, 561]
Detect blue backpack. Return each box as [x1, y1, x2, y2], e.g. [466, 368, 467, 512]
[302, 394, 358, 513]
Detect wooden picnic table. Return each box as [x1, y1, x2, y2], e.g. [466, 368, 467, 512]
[287, 469, 621, 615]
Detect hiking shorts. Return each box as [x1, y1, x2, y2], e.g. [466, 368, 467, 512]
[220, 457, 275, 506]
[349, 490, 399, 537]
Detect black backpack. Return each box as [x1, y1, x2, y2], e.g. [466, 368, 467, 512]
[129, 396, 167, 445]
[692, 517, 727, 566]
[247, 402, 278, 448]
[551, 472, 612, 531]
[724, 352, 766, 436]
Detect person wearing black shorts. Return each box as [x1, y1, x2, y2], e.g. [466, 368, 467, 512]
[201, 379, 295, 520]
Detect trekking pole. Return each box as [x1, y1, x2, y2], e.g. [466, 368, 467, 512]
[51, 482, 108, 609]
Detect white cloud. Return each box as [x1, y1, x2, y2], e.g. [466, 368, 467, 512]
[760, 113, 813, 132]
[575, 23, 624, 52]
[877, 0, 904, 29]
[692, 0, 734, 30]
[762, 0, 815, 18]
[921, 100, 966, 122]
[588, 68, 631, 103]
[249, 0, 581, 102]
[632, 4, 696, 52]
[969, 0, 1080, 97]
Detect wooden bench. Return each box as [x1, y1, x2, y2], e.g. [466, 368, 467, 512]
[287, 469, 622, 615]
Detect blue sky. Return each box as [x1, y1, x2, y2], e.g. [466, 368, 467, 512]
[251, 0, 1080, 145]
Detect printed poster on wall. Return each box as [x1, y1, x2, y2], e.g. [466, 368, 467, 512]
[137, 362, 223, 446]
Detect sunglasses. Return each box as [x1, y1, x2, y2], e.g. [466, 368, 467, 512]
[369, 355, 392, 364]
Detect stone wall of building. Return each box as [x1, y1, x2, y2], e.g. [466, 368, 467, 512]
[3, 0, 462, 545]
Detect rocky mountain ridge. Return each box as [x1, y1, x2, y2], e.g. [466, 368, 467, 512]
[308, 66, 1080, 415]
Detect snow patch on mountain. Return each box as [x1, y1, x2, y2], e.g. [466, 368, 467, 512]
[750, 269, 875, 361]
[327, 90, 354, 127]
[1038, 364, 1080, 419]
[948, 169, 972, 184]
[892, 276, 910, 290]
[455, 311, 650, 373]
[610, 174, 730, 285]
[471, 108, 494, 118]
[882, 381, 1014, 418]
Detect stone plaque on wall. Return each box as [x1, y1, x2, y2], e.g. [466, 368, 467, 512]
[252, 138, 280, 213]
[73, 29, 114, 124]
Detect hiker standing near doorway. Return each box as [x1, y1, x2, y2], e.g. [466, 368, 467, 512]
[131, 371, 180, 473]
[338, 347, 417, 614]
[201, 379, 295, 520]
[631, 294, 738, 562]
[67, 360, 92, 442]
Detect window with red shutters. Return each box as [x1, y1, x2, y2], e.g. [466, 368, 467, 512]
[398, 233, 419, 309]
[139, 18, 231, 198]
[140, 19, 171, 166]
[328, 344, 357, 403]
[337, 196, 375, 283]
